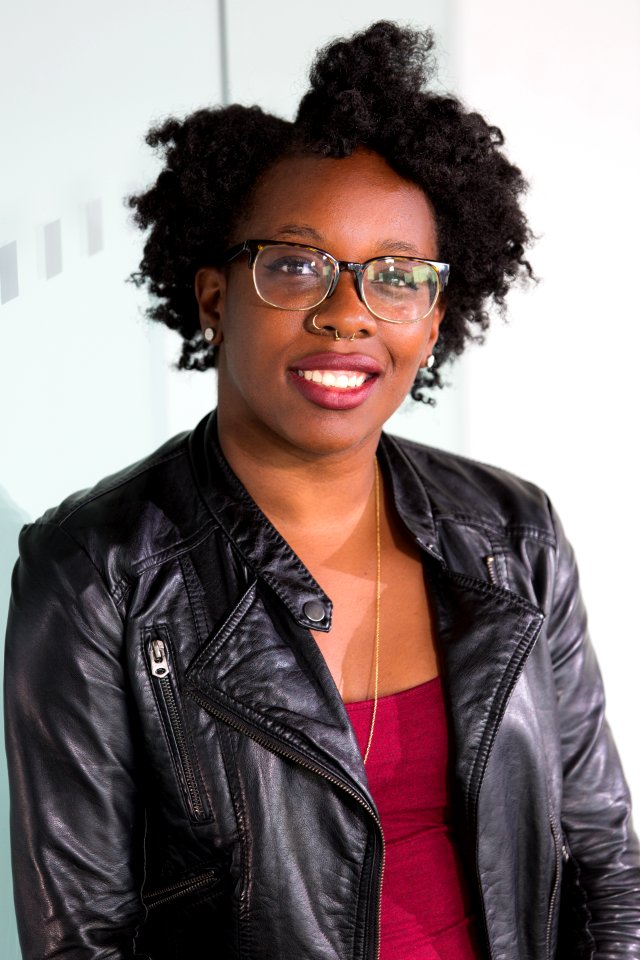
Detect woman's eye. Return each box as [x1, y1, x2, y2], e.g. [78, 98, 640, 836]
[268, 257, 318, 276]
[373, 270, 417, 289]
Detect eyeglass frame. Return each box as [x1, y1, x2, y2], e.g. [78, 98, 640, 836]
[224, 239, 450, 324]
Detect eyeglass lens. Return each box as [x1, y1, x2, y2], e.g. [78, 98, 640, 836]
[254, 244, 439, 322]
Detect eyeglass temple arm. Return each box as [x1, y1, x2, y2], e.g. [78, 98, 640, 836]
[224, 241, 253, 265]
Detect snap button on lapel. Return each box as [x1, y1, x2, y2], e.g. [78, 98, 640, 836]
[303, 599, 327, 623]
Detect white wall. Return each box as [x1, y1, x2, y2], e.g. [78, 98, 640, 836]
[451, 0, 640, 805]
[0, 0, 221, 520]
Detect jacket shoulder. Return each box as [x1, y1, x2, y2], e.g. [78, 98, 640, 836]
[20, 428, 210, 587]
[388, 434, 556, 543]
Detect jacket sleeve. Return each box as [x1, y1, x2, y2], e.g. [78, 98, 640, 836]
[547, 503, 640, 956]
[4, 521, 148, 960]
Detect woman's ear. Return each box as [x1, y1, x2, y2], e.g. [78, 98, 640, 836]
[194, 267, 226, 346]
[420, 301, 445, 368]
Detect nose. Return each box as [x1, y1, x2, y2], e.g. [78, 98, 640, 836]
[307, 269, 378, 340]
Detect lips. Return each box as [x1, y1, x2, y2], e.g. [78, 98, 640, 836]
[292, 352, 383, 375]
[288, 352, 383, 410]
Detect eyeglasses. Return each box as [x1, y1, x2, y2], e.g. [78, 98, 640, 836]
[224, 239, 450, 324]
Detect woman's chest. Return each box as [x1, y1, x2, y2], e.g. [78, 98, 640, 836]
[311, 543, 439, 703]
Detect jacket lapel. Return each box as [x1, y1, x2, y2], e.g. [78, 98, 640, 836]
[185, 579, 376, 809]
[425, 553, 545, 826]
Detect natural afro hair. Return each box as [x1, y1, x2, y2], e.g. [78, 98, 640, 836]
[128, 20, 533, 402]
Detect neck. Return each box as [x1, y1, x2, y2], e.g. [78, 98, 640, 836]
[216, 406, 381, 544]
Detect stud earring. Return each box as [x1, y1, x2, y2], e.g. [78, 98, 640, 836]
[203, 327, 216, 343]
[426, 355, 435, 369]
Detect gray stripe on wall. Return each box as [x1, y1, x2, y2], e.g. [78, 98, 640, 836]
[218, 0, 230, 105]
[0, 242, 19, 304]
[44, 220, 63, 279]
[86, 199, 104, 256]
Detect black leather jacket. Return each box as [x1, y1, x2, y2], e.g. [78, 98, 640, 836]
[5, 411, 640, 960]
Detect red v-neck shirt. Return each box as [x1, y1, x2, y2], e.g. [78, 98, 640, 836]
[344, 676, 481, 959]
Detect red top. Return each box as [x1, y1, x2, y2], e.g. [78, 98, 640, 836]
[344, 677, 481, 960]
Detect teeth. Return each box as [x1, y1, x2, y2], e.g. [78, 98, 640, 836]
[297, 369, 368, 390]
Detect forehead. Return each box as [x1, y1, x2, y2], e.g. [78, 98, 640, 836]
[238, 149, 438, 256]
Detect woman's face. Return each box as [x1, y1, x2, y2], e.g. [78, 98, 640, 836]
[196, 149, 444, 461]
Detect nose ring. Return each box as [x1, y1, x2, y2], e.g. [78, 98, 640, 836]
[311, 313, 357, 341]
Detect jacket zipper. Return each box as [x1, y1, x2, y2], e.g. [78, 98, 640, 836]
[148, 638, 205, 819]
[545, 817, 570, 958]
[143, 869, 220, 909]
[189, 689, 385, 960]
[484, 555, 498, 585]
[546, 816, 566, 959]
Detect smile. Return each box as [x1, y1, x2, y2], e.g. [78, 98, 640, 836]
[295, 369, 368, 390]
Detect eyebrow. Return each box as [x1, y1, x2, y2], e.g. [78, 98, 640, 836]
[272, 224, 427, 258]
[272, 224, 324, 243]
[377, 238, 424, 256]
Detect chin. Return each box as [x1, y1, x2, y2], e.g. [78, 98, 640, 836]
[275, 413, 387, 459]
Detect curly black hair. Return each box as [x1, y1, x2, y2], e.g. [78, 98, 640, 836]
[128, 21, 533, 402]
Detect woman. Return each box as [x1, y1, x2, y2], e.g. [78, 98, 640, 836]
[5, 21, 640, 960]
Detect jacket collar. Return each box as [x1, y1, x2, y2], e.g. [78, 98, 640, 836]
[188, 411, 441, 631]
[189, 410, 333, 632]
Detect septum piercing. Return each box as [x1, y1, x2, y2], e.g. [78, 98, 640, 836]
[311, 313, 357, 342]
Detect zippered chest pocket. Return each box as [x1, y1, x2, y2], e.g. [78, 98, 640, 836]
[144, 625, 210, 822]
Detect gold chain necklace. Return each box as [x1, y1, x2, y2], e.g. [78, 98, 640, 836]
[363, 456, 381, 765]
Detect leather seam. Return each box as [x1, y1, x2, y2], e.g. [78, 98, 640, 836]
[219, 725, 252, 958]
[189, 583, 258, 678]
[179, 554, 211, 646]
[465, 613, 543, 822]
[447, 568, 545, 616]
[437, 515, 556, 547]
[27, 520, 125, 622]
[132, 520, 219, 575]
[56, 445, 188, 523]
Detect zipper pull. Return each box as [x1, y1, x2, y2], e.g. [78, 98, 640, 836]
[561, 843, 569, 863]
[484, 555, 498, 586]
[150, 638, 170, 678]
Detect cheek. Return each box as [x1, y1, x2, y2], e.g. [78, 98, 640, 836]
[219, 271, 260, 335]
[389, 326, 432, 374]
[220, 305, 295, 380]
